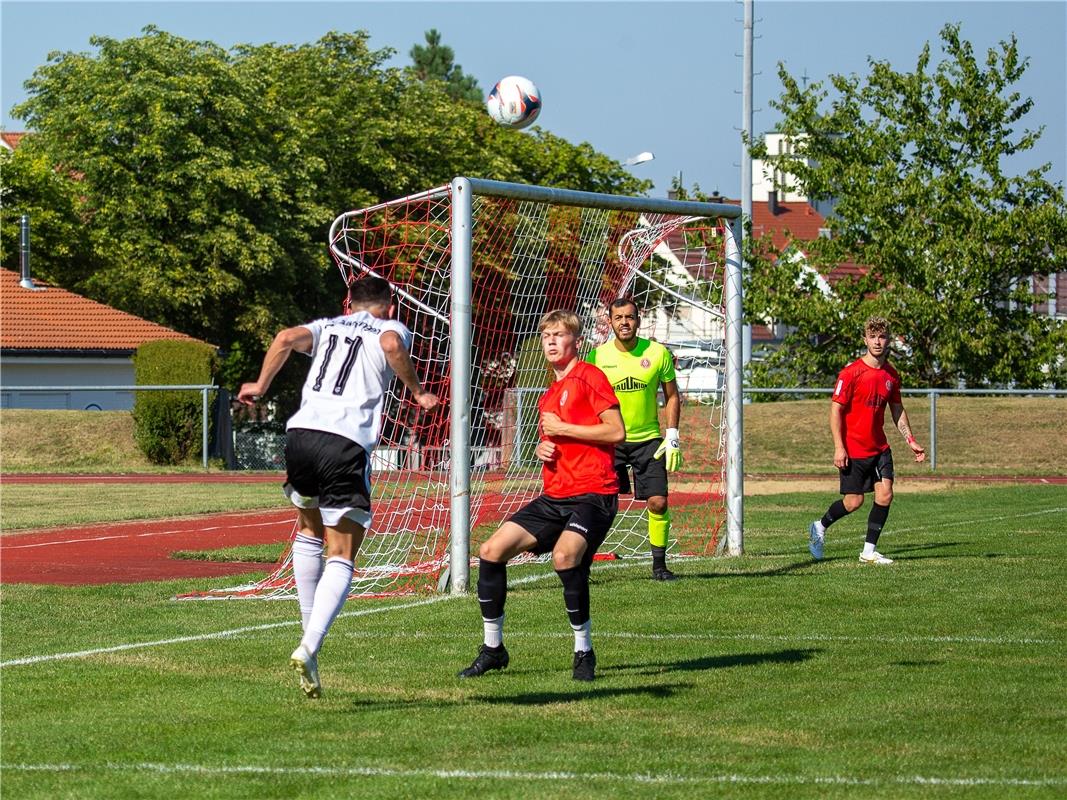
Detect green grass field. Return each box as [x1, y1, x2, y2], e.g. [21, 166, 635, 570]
[2, 485, 1065, 799]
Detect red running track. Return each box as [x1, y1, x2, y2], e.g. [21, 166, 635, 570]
[0, 509, 296, 586]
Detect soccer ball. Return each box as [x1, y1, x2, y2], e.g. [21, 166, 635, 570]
[486, 75, 542, 129]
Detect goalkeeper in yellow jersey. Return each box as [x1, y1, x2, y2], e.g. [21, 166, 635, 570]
[587, 298, 682, 580]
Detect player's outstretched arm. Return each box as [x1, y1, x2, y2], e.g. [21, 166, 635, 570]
[890, 402, 926, 462]
[380, 331, 439, 411]
[237, 326, 313, 406]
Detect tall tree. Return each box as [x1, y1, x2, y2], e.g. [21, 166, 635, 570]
[409, 29, 482, 103]
[5, 27, 649, 395]
[747, 24, 1067, 388]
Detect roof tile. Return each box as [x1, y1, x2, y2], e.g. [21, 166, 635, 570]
[1, 268, 210, 351]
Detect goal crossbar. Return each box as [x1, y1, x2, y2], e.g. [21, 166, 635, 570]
[448, 177, 745, 593]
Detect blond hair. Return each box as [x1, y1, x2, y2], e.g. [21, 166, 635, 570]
[538, 309, 581, 336]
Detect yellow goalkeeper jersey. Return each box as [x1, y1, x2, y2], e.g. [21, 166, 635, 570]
[587, 338, 675, 442]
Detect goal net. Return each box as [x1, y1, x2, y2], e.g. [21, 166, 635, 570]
[188, 180, 740, 599]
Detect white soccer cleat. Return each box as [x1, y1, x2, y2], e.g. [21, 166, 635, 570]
[290, 644, 321, 699]
[808, 521, 825, 560]
[858, 551, 894, 565]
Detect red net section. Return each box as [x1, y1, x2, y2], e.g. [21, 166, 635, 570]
[183, 188, 727, 599]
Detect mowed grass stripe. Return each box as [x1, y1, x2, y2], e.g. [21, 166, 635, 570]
[4, 537, 1062, 669]
[5, 761, 1066, 789]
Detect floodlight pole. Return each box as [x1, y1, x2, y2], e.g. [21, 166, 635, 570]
[741, 0, 754, 369]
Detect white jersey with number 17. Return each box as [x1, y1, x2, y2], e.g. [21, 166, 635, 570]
[285, 311, 412, 453]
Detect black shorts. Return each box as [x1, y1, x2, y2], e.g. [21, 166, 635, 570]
[839, 448, 895, 494]
[284, 428, 371, 525]
[508, 493, 619, 565]
[614, 439, 668, 500]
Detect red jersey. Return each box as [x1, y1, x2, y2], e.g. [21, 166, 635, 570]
[538, 360, 620, 498]
[831, 358, 903, 458]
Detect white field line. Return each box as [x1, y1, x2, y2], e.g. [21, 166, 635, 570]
[2, 761, 1064, 789]
[2, 559, 1060, 668]
[3, 514, 293, 550]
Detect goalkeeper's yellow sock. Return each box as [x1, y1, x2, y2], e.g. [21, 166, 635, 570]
[648, 509, 670, 549]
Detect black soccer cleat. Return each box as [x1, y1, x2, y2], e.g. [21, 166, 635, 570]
[652, 566, 678, 581]
[457, 644, 509, 678]
[572, 648, 597, 682]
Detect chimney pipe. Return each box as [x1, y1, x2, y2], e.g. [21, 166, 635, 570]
[19, 214, 34, 289]
[768, 190, 780, 216]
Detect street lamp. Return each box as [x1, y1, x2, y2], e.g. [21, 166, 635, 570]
[622, 151, 655, 167]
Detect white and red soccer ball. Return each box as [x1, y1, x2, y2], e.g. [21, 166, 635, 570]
[486, 75, 542, 130]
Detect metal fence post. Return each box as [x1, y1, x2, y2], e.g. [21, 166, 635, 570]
[929, 391, 937, 471]
[202, 388, 210, 469]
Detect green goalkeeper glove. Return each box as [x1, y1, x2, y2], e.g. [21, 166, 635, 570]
[654, 428, 682, 472]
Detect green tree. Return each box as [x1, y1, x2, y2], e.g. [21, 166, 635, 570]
[409, 29, 482, 103]
[6, 27, 651, 407]
[0, 143, 96, 282]
[747, 24, 1067, 388]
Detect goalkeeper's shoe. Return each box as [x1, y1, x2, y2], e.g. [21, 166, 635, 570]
[290, 644, 321, 699]
[572, 649, 597, 682]
[457, 644, 509, 678]
[859, 551, 894, 565]
[808, 521, 825, 560]
[652, 566, 678, 581]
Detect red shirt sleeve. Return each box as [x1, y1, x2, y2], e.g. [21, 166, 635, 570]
[832, 364, 853, 405]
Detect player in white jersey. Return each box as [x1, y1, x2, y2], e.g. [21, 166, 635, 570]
[238, 277, 439, 698]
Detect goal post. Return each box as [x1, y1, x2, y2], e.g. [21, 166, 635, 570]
[448, 178, 745, 593]
[180, 178, 743, 601]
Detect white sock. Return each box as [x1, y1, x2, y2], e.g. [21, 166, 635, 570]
[292, 534, 324, 631]
[482, 615, 504, 648]
[300, 557, 354, 656]
[814, 520, 826, 535]
[572, 619, 592, 653]
[862, 542, 876, 556]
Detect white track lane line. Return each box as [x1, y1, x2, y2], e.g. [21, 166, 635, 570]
[3, 514, 293, 550]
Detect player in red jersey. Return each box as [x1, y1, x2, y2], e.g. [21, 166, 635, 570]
[808, 316, 926, 565]
[458, 309, 625, 682]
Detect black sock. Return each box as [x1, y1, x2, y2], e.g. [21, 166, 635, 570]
[555, 565, 590, 628]
[821, 499, 850, 529]
[866, 503, 891, 546]
[651, 545, 667, 571]
[477, 558, 507, 621]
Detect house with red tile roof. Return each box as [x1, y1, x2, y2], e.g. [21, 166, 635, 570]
[1, 267, 212, 410]
[1, 131, 26, 151]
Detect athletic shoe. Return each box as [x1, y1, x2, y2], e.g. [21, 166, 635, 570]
[290, 644, 321, 699]
[808, 521, 825, 560]
[858, 551, 894, 565]
[572, 649, 597, 682]
[457, 644, 509, 678]
[652, 566, 678, 581]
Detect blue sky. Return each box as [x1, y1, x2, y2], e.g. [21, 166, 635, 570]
[2, 1, 1064, 196]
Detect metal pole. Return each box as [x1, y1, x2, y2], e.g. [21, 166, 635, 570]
[202, 388, 210, 469]
[929, 391, 937, 471]
[724, 218, 744, 555]
[741, 0, 754, 371]
[448, 178, 473, 595]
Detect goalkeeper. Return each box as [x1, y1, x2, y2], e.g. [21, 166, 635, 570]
[588, 298, 683, 581]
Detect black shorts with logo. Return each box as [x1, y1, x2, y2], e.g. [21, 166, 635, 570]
[839, 448, 895, 494]
[508, 493, 619, 566]
[284, 428, 371, 516]
[614, 439, 669, 500]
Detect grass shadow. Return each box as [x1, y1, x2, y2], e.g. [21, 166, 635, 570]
[604, 647, 821, 676]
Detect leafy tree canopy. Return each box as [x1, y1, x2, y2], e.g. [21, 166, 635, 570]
[746, 24, 1066, 388]
[409, 28, 482, 103]
[2, 27, 650, 396]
